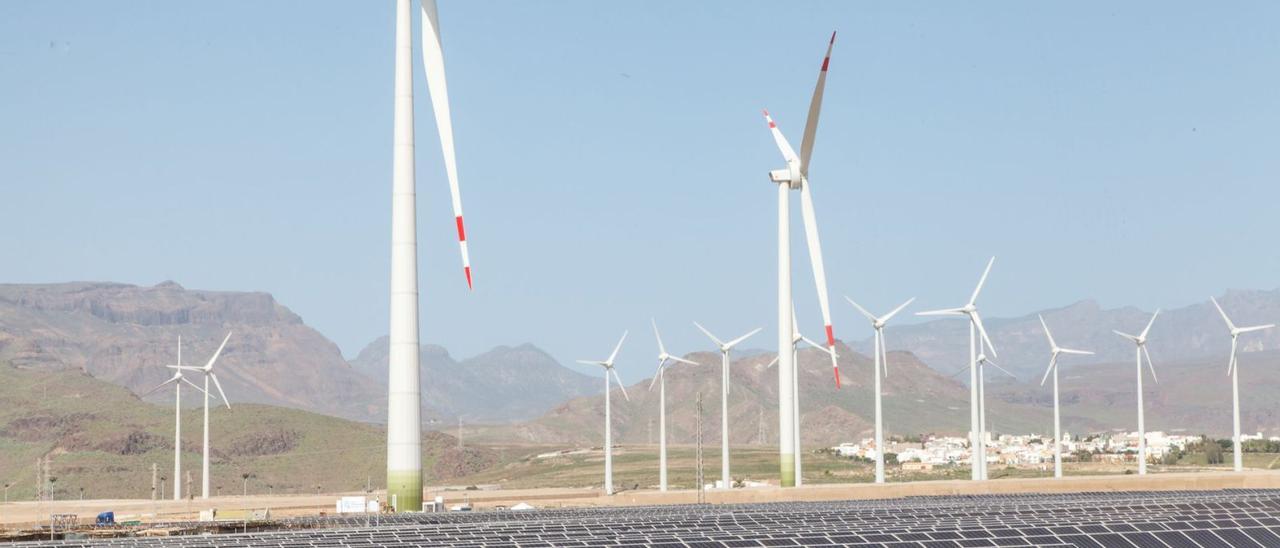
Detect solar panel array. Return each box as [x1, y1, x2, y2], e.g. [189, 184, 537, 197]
[16, 488, 1280, 547]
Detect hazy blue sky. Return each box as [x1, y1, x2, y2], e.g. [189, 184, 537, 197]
[2, 1, 1277, 382]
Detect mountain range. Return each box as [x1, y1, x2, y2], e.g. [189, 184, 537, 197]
[0, 282, 600, 425]
[3, 281, 1279, 446]
[348, 337, 600, 424]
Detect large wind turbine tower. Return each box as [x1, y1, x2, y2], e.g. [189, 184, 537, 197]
[761, 32, 842, 487]
[387, 0, 473, 512]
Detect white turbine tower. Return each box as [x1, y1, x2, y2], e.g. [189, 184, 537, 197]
[765, 311, 835, 487]
[143, 337, 207, 501]
[918, 257, 998, 480]
[648, 320, 698, 492]
[694, 322, 761, 490]
[1209, 296, 1275, 472]
[845, 296, 914, 484]
[577, 331, 631, 495]
[387, 0, 474, 512]
[1036, 316, 1093, 479]
[1113, 310, 1160, 475]
[761, 33, 843, 487]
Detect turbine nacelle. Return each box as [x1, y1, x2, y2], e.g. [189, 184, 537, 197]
[768, 165, 803, 189]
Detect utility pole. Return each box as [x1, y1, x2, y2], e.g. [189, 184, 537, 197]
[185, 471, 192, 501]
[151, 463, 157, 501]
[35, 458, 42, 502]
[458, 418, 463, 449]
[696, 392, 704, 504]
[43, 456, 51, 501]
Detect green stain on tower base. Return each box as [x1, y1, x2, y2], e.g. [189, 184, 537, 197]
[780, 455, 795, 488]
[387, 469, 422, 512]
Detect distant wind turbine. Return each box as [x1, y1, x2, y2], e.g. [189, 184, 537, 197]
[1209, 296, 1275, 472]
[1113, 310, 1160, 475]
[142, 337, 207, 500]
[918, 257, 998, 480]
[1037, 316, 1093, 479]
[846, 296, 914, 484]
[648, 320, 697, 492]
[167, 333, 233, 500]
[694, 322, 760, 490]
[577, 331, 631, 495]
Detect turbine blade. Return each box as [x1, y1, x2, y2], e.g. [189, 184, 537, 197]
[916, 307, 967, 317]
[971, 312, 997, 358]
[725, 327, 763, 350]
[968, 256, 995, 306]
[1038, 314, 1057, 350]
[692, 321, 725, 348]
[1142, 345, 1158, 384]
[1060, 348, 1094, 355]
[610, 368, 630, 401]
[180, 377, 208, 396]
[141, 375, 181, 397]
[799, 31, 835, 175]
[765, 355, 779, 369]
[607, 330, 628, 365]
[881, 297, 916, 323]
[987, 358, 1016, 379]
[1040, 354, 1057, 386]
[209, 373, 231, 409]
[1210, 297, 1235, 331]
[1238, 324, 1276, 334]
[670, 356, 699, 366]
[1140, 309, 1161, 340]
[948, 365, 969, 379]
[648, 362, 665, 391]
[1113, 330, 1139, 342]
[419, 0, 472, 288]
[204, 332, 232, 371]
[762, 110, 801, 165]
[796, 178, 838, 387]
[575, 360, 606, 367]
[651, 318, 667, 357]
[1227, 336, 1237, 376]
[844, 296, 877, 322]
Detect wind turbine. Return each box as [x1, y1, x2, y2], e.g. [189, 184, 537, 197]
[761, 32, 842, 487]
[577, 331, 631, 495]
[648, 320, 697, 492]
[167, 333, 232, 499]
[974, 343, 1016, 473]
[917, 257, 998, 480]
[1037, 315, 1093, 479]
[387, 0, 475, 512]
[142, 337, 207, 501]
[1113, 310, 1160, 475]
[694, 322, 760, 490]
[846, 296, 914, 484]
[1209, 296, 1275, 472]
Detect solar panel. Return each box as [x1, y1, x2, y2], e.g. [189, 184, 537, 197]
[12, 489, 1280, 547]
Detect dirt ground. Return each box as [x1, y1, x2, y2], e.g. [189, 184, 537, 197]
[3, 470, 1279, 529]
